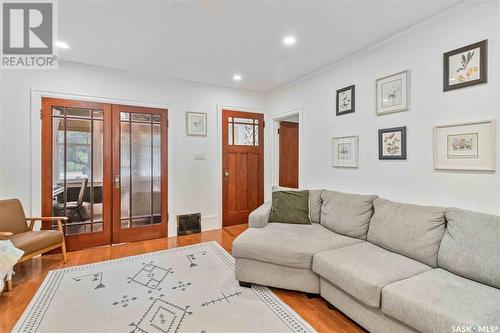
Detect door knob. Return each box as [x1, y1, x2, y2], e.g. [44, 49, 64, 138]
[224, 170, 229, 177]
[114, 175, 121, 189]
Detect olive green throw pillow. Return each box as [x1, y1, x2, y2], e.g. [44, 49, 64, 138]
[269, 190, 311, 224]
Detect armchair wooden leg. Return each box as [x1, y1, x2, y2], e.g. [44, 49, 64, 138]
[61, 241, 68, 264]
[6, 279, 12, 291]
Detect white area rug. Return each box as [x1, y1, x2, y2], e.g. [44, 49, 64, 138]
[13, 241, 315, 333]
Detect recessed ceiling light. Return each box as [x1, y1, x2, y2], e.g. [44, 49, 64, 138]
[283, 36, 296, 46]
[233, 74, 242, 81]
[55, 41, 69, 49]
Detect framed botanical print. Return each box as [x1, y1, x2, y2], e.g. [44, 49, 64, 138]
[332, 135, 358, 168]
[336, 85, 355, 115]
[186, 112, 207, 136]
[433, 120, 496, 171]
[443, 40, 487, 91]
[376, 70, 410, 115]
[378, 126, 407, 160]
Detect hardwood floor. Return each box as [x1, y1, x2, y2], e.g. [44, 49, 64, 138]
[0, 225, 365, 333]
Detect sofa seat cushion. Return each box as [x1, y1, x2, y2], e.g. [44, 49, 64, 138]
[313, 242, 430, 308]
[10, 230, 63, 254]
[382, 268, 500, 333]
[232, 223, 362, 270]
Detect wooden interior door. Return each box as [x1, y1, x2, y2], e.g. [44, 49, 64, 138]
[41, 98, 112, 251]
[279, 121, 299, 188]
[111, 104, 168, 243]
[222, 110, 264, 227]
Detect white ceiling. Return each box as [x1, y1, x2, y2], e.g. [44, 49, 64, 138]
[59, 0, 461, 93]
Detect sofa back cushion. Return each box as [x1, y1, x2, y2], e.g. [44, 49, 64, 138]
[272, 186, 323, 223]
[367, 198, 446, 267]
[320, 190, 378, 240]
[438, 208, 500, 288]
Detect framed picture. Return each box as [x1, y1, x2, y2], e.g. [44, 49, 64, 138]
[376, 70, 410, 115]
[378, 126, 407, 160]
[443, 40, 487, 91]
[433, 120, 496, 171]
[186, 112, 207, 136]
[336, 85, 355, 115]
[332, 135, 358, 168]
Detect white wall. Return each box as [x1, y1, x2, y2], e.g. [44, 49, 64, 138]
[265, 1, 500, 215]
[0, 62, 265, 235]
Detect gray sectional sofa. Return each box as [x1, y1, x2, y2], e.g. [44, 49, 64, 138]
[232, 189, 500, 333]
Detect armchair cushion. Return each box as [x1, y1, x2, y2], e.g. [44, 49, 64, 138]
[0, 199, 28, 234]
[10, 230, 63, 255]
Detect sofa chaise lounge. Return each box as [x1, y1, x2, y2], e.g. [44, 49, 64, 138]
[232, 189, 500, 333]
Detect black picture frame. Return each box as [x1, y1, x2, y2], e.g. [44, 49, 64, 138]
[378, 126, 407, 160]
[443, 40, 487, 91]
[336, 85, 355, 115]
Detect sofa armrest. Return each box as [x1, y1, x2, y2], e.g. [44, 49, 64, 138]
[248, 201, 271, 228]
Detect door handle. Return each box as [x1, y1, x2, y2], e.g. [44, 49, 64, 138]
[224, 170, 229, 177]
[114, 175, 120, 189]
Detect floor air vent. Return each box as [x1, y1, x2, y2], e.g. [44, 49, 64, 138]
[177, 213, 201, 235]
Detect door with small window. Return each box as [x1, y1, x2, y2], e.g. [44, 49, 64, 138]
[222, 110, 264, 226]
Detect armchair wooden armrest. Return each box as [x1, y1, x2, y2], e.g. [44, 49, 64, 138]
[0, 231, 14, 240]
[25, 216, 68, 232]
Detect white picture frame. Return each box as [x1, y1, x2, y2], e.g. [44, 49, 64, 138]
[332, 135, 359, 168]
[433, 120, 496, 172]
[186, 112, 207, 136]
[376, 70, 410, 115]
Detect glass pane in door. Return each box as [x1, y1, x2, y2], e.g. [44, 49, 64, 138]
[131, 122, 152, 221]
[120, 112, 162, 228]
[152, 124, 162, 223]
[51, 107, 104, 235]
[120, 122, 131, 228]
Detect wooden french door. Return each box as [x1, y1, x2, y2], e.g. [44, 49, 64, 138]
[222, 110, 264, 227]
[111, 104, 168, 243]
[41, 98, 168, 250]
[279, 121, 299, 188]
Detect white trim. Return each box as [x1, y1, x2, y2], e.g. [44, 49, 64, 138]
[29, 89, 175, 237]
[270, 108, 303, 189]
[216, 104, 263, 228]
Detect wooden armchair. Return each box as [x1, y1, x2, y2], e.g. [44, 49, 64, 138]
[0, 199, 67, 291]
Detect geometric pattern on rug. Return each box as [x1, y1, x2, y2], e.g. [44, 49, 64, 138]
[130, 295, 192, 333]
[201, 290, 242, 307]
[73, 272, 106, 289]
[13, 241, 316, 333]
[126, 262, 174, 293]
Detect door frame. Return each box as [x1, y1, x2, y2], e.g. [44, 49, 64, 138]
[30, 90, 174, 235]
[216, 104, 263, 229]
[271, 107, 304, 189]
